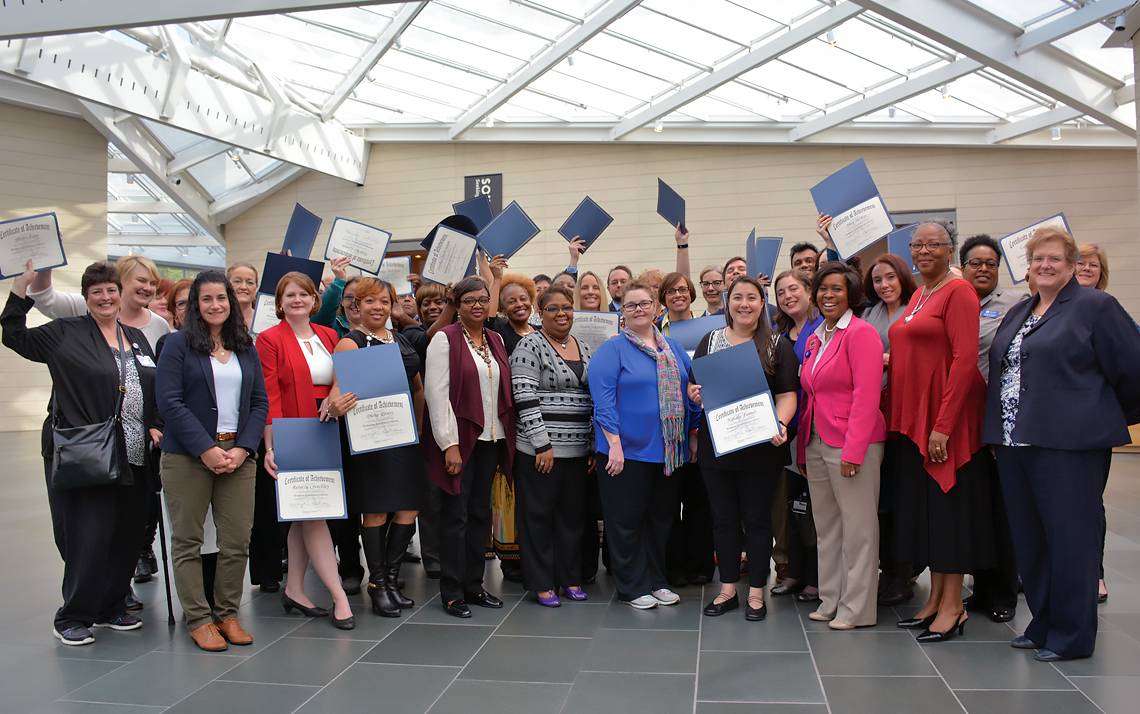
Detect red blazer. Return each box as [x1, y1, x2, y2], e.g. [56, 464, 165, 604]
[256, 321, 339, 423]
[797, 315, 887, 466]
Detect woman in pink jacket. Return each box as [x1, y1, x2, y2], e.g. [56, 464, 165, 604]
[798, 262, 887, 629]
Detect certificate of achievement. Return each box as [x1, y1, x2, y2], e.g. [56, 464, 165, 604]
[379, 256, 412, 295]
[250, 293, 280, 334]
[706, 393, 780, 456]
[746, 230, 782, 281]
[810, 159, 894, 258]
[276, 470, 348, 521]
[345, 394, 417, 453]
[886, 224, 919, 273]
[999, 213, 1070, 284]
[0, 212, 66, 279]
[422, 225, 477, 285]
[558, 196, 613, 251]
[333, 343, 419, 454]
[571, 311, 620, 353]
[325, 217, 391, 274]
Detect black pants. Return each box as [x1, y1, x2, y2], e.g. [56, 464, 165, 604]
[248, 446, 284, 587]
[419, 481, 442, 573]
[579, 466, 608, 581]
[439, 441, 500, 604]
[1099, 453, 1111, 580]
[597, 459, 679, 600]
[784, 470, 818, 588]
[139, 491, 160, 557]
[46, 460, 149, 630]
[331, 515, 363, 581]
[996, 446, 1104, 658]
[703, 462, 780, 588]
[666, 463, 715, 583]
[969, 451, 1019, 611]
[516, 453, 587, 592]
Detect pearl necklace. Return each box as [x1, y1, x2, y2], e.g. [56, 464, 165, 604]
[363, 328, 393, 344]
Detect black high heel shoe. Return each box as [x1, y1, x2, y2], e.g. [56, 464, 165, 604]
[331, 611, 356, 630]
[916, 614, 967, 643]
[896, 613, 936, 630]
[281, 593, 328, 617]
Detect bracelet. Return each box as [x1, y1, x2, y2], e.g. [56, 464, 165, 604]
[676, 243, 689, 249]
[265, 447, 274, 452]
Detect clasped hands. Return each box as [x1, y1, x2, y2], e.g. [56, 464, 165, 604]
[200, 446, 248, 475]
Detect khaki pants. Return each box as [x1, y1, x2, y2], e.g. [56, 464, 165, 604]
[805, 433, 884, 626]
[161, 445, 255, 630]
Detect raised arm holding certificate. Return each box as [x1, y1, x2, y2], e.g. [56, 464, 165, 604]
[273, 418, 346, 521]
[999, 213, 1070, 284]
[378, 256, 412, 295]
[325, 217, 391, 275]
[476, 200, 540, 259]
[558, 196, 613, 251]
[0, 212, 66, 279]
[250, 252, 327, 334]
[692, 342, 780, 457]
[810, 159, 894, 258]
[421, 225, 477, 285]
[333, 344, 418, 454]
[570, 311, 620, 353]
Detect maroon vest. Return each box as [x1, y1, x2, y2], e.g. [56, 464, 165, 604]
[422, 322, 516, 495]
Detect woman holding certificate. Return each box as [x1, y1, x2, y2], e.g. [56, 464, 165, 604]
[688, 276, 799, 620]
[588, 282, 700, 610]
[797, 263, 886, 629]
[424, 276, 516, 619]
[985, 228, 1140, 661]
[258, 271, 355, 630]
[324, 278, 426, 618]
[887, 221, 990, 643]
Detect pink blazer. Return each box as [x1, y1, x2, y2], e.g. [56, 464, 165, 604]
[797, 315, 887, 466]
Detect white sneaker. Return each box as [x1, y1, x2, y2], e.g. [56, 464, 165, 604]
[627, 595, 658, 610]
[652, 588, 681, 605]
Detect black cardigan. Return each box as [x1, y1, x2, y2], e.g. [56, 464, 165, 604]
[2, 292, 159, 463]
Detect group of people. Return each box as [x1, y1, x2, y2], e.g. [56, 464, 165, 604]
[3, 209, 1137, 665]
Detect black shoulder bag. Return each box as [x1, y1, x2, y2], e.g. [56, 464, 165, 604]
[50, 324, 130, 490]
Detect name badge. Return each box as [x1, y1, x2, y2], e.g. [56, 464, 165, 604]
[136, 355, 156, 369]
[980, 309, 1001, 319]
[792, 498, 809, 515]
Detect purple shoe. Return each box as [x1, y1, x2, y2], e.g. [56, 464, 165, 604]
[536, 591, 561, 608]
[561, 587, 589, 602]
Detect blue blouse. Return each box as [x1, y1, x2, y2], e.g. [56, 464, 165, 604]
[588, 334, 700, 463]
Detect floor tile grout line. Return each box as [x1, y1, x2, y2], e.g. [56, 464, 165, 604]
[951, 687, 1090, 692]
[906, 615, 971, 714]
[214, 678, 322, 688]
[793, 593, 834, 714]
[692, 582, 704, 714]
[1047, 661, 1107, 713]
[491, 633, 594, 640]
[57, 699, 167, 710]
[579, 670, 697, 676]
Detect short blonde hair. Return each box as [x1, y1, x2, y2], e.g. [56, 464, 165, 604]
[1025, 227, 1078, 267]
[116, 255, 160, 284]
[1078, 243, 1109, 290]
[637, 268, 665, 288]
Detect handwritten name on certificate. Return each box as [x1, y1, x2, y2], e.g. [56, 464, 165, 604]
[0, 212, 66, 279]
[706, 393, 779, 456]
[276, 470, 347, 521]
[999, 214, 1068, 284]
[250, 293, 281, 334]
[827, 197, 894, 258]
[571, 311, 620, 353]
[344, 394, 418, 453]
[326, 218, 391, 275]
[379, 257, 412, 295]
[422, 226, 476, 285]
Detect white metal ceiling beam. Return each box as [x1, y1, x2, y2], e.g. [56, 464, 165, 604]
[0, 74, 81, 117]
[850, 0, 1136, 136]
[108, 199, 182, 214]
[79, 102, 223, 241]
[610, 3, 863, 140]
[167, 140, 230, 174]
[110, 235, 223, 248]
[0, 1, 403, 40]
[108, 157, 140, 173]
[449, 0, 644, 140]
[1016, 0, 1134, 54]
[320, 1, 427, 121]
[789, 58, 982, 141]
[210, 163, 307, 225]
[0, 31, 369, 183]
[986, 106, 1083, 144]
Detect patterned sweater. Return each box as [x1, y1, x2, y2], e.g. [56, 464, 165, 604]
[509, 332, 594, 457]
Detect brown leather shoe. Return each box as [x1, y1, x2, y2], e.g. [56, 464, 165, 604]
[190, 622, 228, 652]
[217, 618, 254, 646]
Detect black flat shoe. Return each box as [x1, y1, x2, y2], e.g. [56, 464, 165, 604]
[281, 593, 329, 618]
[445, 600, 472, 618]
[1010, 635, 1039, 650]
[465, 590, 504, 609]
[917, 615, 966, 643]
[794, 589, 820, 603]
[989, 608, 1014, 623]
[259, 582, 280, 594]
[897, 614, 936, 630]
[703, 595, 739, 617]
[745, 599, 767, 622]
[332, 614, 355, 630]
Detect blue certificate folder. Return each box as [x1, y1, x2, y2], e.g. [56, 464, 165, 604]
[809, 159, 890, 256]
[886, 224, 919, 273]
[476, 200, 540, 259]
[657, 178, 685, 231]
[746, 230, 782, 280]
[452, 195, 496, 233]
[667, 314, 726, 353]
[259, 252, 326, 295]
[558, 196, 614, 251]
[691, 342, 778, 456]
[281, 203, 323, 259]
[332, 344, 419, 454]
[272, 418, 346, 522]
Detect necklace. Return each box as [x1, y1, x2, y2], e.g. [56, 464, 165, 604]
[543, 329, 571, 349]
[905, 273, 951, 323]
[822, 322, 838, 336]
[462, 326, 493, 370]
[364, 328, 393, 344]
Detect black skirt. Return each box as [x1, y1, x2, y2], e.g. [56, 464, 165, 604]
[889, 436, 998, 574]
[341, 426, 425, 513]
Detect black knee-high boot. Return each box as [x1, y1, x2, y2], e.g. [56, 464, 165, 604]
[362, 525, 399, 617]
[385, 522, 416, 609]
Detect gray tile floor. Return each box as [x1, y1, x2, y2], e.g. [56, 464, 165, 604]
[3, 430, 1140, 713]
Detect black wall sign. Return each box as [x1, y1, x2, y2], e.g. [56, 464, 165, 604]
[464, 173, 503, 215]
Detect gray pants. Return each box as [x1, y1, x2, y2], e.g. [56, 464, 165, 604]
[161, 446, 255, 630]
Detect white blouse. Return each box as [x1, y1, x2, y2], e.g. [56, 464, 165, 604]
[297, 334, 334, 386]
[210, 354, 243, 432]
[425, 330, 506, 450]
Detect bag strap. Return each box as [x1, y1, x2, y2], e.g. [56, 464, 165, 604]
[112, 323, 128, 416]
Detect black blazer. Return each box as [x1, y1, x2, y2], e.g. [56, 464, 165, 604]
[155, 329, 268, 458]
[1, 292, 159, 460]
[983, 277, 1140, 449]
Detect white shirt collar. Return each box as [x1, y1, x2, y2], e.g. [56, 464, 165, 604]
[813, 309, 853, 340]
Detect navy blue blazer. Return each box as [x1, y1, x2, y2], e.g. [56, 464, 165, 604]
[983, 278, 1140, 449]
[156, 330, 268, 457]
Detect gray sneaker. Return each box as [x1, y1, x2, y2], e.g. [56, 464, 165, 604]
[652, 588, 681, 605]
[627, 595, 658, 610]
[53, 625, 95, 646]
[94, 613, 143, 631]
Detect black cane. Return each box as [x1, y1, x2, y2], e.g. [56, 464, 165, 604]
[155, 505, 176, 627]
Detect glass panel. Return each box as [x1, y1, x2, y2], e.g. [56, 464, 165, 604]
[579, 33, 699, 85]
[412, 3, 551, 61]
[1055, 24, 1134, 81]
[901, 88, 1001, 121]
[818, 18, 945, 75]
[607, 6, 740, 67]
[396, 25, 526, 79]
[739, 60, 851, 110]
[528, 70, 648, 117]
[641, 0, 783, 48]
[781, 40, 900, 95]
[431, 0, 573, 40]
[551, 51, 675, 104]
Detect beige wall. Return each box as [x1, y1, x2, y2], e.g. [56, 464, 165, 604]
[0, 105, 108, 432]
[227, 142, 1139, 317]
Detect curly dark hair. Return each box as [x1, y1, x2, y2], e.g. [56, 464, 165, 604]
[183, 270, 253, 354]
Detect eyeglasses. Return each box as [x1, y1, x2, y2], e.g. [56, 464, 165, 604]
[909, 242, 950, 252]
[542, 305, 573, 315]
[964, 259, 998, 269]
[699, 279, 724, 290]
[664, 286, 690, 297]
[459, 296, 492, 306]
[1030, 255, 1066, 266]
[174, 300, 188, 310]
[1076, 260, 1101, 270]
[622, 300, 655, 313]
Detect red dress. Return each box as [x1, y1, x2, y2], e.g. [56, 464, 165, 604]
[886, 279, 985, 493]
